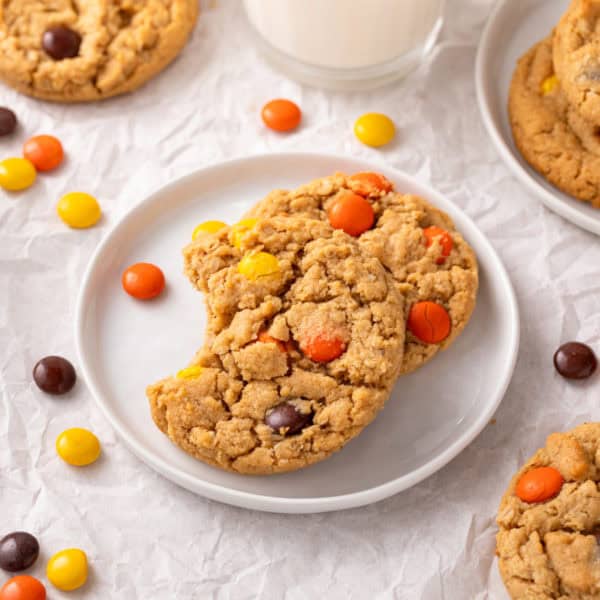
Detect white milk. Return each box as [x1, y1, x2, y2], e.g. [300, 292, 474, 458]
[244, 0, 444, 88]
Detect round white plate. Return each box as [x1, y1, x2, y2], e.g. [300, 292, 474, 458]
[75, 153, 519, 514]
[475, 0, 600, 236]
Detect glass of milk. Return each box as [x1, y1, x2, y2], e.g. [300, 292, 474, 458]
[243, 0, 444, 90]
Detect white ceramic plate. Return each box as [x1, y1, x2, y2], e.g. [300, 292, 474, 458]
[475, 0, 600, 236]
[75, 153, 519, 513]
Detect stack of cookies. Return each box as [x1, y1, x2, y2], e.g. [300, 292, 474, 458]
[510, 0, 600, 207]
[147, 172, 479, 475]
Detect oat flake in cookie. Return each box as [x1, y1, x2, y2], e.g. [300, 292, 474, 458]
[496, 423, 600, 599]
[244, 173, 478, 375]
[148, 217, 405, 475]
[0, 0, 199, 102]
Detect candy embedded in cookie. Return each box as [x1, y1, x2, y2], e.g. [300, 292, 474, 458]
[148, 216, 406, 474]
[515, 467, 564, 503]
[244, 173, 479, 375]
[42, 26, 82, 60]
[496, 423, 600, 599]
[407, 301, 451, 345]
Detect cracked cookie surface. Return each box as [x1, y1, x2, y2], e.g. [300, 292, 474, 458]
[510, 35, 600, 207]
[554, 0, 600, 124]
[496, 423, 600, 600]
[242, 173, 478, 375]
[0, 0, 198, 102]
[148, 216, 405, 474]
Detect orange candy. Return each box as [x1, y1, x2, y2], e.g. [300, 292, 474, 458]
[348, 172, 393, 194]
[0, 576, 46, 600]
[122, 262, 165, 300]
[516, 467, 564, 503]
[423, 226, 453, 264]
[407, 301, 451, 344]
[258, 330, 288, 353]
[327, 193, 375, 237]
[23, 135, 64, 172]
[261, 99, 301, 132]
[300, 333, 346, 363]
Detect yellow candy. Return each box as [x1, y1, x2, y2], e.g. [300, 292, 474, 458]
[231, 218, 258, 248]
[56, 428, 101, 466]
[0, 158, 37, 191]
[57, 192, 101, 228]
[47, 548, 88, 591]
[238, 251, 280, 280]
[192, 220, 227, 240]
[177, 365, 204, 379]
[541, 75, 559, 95]
[354, 113, 396, 147]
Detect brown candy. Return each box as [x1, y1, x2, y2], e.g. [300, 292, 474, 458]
[265, 403, 313, 435]
[32, 356, 76, 395]
[42, 26, 81, 60]
[0, 532, 39, 572]
[553, 342, 597, 380]
[0, 108, 17, 136]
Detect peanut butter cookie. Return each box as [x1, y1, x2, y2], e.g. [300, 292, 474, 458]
[0, 0, 198, 102]
[554, 0, 600, 124]
[242, 173, 478, 375]
[148, 217, 405, 474]
[510, 35, 600, 207]
[496, 423, 600, 599]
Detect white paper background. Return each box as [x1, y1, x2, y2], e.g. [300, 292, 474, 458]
[1, 0, 598, 598]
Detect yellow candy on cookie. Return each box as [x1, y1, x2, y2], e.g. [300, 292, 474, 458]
[192, 220, 227, 240]
[231, 218, 258, 248]
[238, 251, 280, 280]
[541, 74, 558, 95]
[177, 365, 203, 380]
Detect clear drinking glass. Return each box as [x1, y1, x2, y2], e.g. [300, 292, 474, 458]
[243, 0, 444, 90]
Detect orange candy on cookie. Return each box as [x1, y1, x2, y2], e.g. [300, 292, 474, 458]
[407, 301, 451, 344]
[515, 466, 564, 503]
[258, 330, 289, 353]
[423, 226, 453, 264]
[327, 193, 375, 237]
[23, 135, 64, 172]
[300, 332, 346, 363]
[348, 172, 393, 194]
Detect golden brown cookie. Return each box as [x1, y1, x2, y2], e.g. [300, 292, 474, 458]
[496, 423, 600, 599]
[509, 35, 600, 207]
[148, 217, 406, 475]
[242, 173, 478, 375]
[0, 0, 199, 102]
[554, 0, 600, 124]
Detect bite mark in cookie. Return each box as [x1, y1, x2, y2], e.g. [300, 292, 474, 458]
[148, 217, 406, 474]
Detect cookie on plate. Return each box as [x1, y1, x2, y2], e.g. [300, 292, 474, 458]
[496, 423, 600, 599]
[241, 173, 478, 375]
[510, 35, 600, 207]
[148, 217, 405, 474]
[554, 0, 600, 124]
[0, 0, 199, 102]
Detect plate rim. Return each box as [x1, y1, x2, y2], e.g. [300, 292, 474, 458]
[474, 0, 600, 236]
[75, 151, 520, 513]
